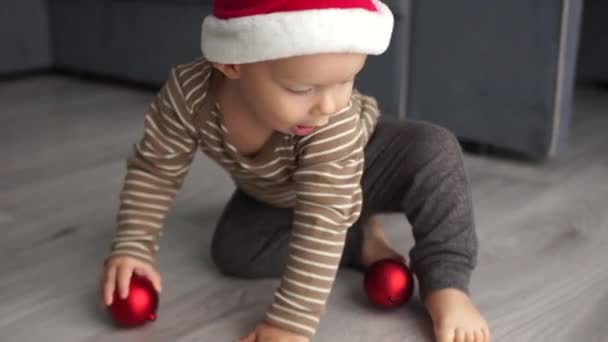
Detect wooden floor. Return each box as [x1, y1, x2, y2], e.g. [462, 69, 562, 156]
[1, 74, 607, 342]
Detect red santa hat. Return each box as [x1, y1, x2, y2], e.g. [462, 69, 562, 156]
[201, 0, 394, 64]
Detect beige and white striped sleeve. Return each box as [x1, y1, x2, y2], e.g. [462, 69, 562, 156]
[264, 108, 365, 338]
[108, 68, 200, 265]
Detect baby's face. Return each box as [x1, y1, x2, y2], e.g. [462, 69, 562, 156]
[233, 53, 367, 136]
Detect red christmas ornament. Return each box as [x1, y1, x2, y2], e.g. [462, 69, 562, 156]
[107, 274, 159, 327]
[364, 258, 415, 309]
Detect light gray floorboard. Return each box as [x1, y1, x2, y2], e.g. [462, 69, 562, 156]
[1, 75, 607, 341]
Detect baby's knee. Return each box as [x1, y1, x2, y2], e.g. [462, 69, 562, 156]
[210, 237, 249, 277]
[413, 121, 462, 156]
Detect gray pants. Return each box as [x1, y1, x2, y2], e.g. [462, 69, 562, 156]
[210, 118, 478, 300]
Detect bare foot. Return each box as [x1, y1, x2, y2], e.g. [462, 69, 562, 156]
[424, 288, 491, 342]
[360, 215, 406, 268]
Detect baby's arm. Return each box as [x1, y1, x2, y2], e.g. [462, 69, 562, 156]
[108, 66, 202, 265]
[262, 106, 365, 339]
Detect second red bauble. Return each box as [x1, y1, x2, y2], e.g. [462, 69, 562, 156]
[364, 258, 415, 309]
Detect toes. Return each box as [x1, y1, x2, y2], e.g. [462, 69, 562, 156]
[434, 322, 489, 342]
[482, 326, 491, 342]
[434, 325, 455, 342]
[454, 328, 466, 342]
[474, 329, 484, 342]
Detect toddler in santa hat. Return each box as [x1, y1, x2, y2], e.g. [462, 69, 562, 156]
[100, 1, 491, 341]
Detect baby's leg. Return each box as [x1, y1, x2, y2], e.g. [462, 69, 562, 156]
[210, 189, 365, 278]
[351, 117, 478, 299]
[347, 117, 489, 341]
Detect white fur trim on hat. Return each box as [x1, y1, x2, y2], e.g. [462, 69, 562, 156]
[201, 0, 394, 64]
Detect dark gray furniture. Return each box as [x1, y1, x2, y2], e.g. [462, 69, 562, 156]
[404, 0, 584, 159]
[576, 0, 608, 84]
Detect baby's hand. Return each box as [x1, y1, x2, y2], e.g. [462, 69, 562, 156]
[239, 322, 309, 342]
[99, 255, 162, 306]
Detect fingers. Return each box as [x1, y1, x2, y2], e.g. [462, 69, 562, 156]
[100, 256, 161, 309]
[117, 264, 134, 299]
[134, 266, 162, 294]
[238, 332, 255, 342]
[102, 265, 117, 306]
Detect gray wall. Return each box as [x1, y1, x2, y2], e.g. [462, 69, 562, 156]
[0, 0, 53, 74]
[49, 0, 205, 84]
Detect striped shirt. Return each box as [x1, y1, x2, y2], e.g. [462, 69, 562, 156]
[109, 57, 381, 337]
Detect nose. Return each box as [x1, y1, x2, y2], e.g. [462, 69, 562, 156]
[313, 93, 337, 118]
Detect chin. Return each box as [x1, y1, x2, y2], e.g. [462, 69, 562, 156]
[271, 126, 293, 135]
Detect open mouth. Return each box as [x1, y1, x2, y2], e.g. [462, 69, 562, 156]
[292, 125, 317, 136]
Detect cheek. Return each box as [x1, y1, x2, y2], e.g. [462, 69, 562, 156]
[238, 81, 278, 117]
[239, 82, 311, 127]
[273, 94, 313, 119]
[256, 90, 313, 126]
[340, 84, 355, 103]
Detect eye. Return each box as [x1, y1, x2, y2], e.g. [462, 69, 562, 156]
[287, 87, 313, 95]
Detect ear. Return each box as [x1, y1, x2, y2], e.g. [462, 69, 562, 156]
[212, 63, 241, 80]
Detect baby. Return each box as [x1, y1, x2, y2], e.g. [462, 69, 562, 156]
[99, 1, 490, 341]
